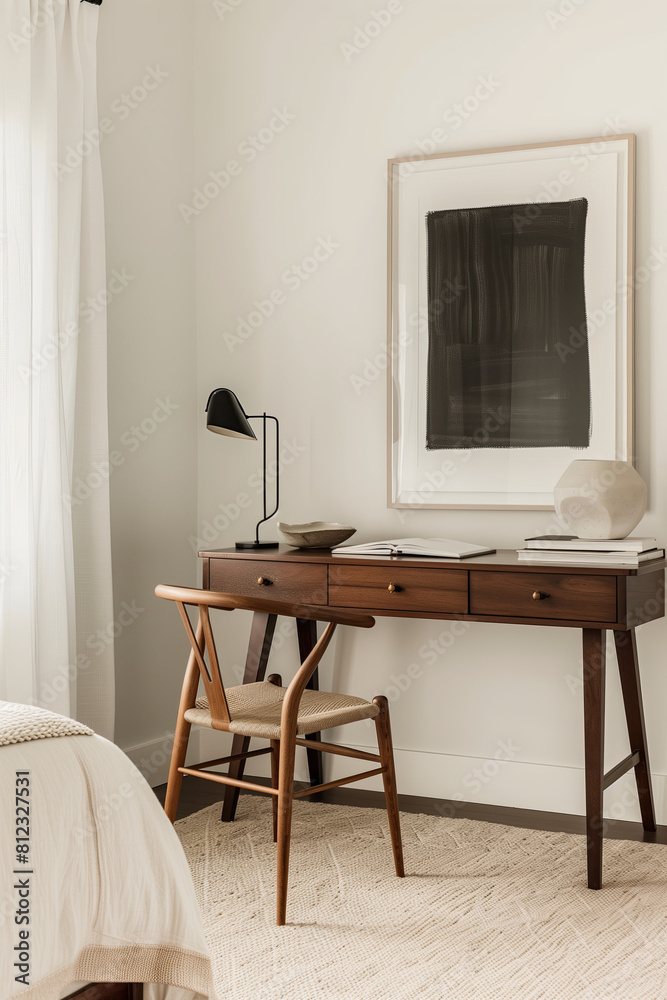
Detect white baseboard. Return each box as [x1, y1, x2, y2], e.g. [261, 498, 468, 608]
[199, 730, 666, 825]
[123, 730, 201, 787]
[381, 745, 666, 826]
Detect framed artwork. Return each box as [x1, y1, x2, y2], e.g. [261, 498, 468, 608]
[387, 134, 635, 509]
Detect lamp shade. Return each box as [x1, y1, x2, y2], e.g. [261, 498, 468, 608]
[205, 388, 257, 440]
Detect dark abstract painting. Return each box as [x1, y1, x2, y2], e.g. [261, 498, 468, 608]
[426, 198, 590, 450]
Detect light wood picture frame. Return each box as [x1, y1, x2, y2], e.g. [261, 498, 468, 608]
[387, 134, 635, 510]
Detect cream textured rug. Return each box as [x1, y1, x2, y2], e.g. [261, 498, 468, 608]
[176, 797, 667, 1000]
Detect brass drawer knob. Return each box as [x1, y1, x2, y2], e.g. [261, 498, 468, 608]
[257, 576, 272, 586]
[388, 583, 403, 593]
[532, 590, 549, 600]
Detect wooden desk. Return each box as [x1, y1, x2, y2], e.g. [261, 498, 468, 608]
[199, 546, 665, 889]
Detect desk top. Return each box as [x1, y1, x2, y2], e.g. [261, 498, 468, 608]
[199, 545, 667, 577]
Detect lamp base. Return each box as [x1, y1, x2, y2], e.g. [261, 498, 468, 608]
[235, 540, 280, 550]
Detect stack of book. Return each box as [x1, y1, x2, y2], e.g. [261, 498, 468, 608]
[517, 536, 665, 566]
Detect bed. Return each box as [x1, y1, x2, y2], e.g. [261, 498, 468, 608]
[0, 703, 215, 1000]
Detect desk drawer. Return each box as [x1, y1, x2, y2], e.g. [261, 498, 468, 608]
[469, 571, 617, 622]
[209, 559, 328, 605]
[329, 564, 468, 613]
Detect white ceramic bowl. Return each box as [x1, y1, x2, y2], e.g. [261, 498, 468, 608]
[278, 521, 356, 549]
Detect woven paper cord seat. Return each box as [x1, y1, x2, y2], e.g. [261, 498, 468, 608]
[185, 681, 380, 739]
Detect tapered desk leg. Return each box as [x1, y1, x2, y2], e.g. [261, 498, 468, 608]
[220, 612, 277, 822]
[297, 618, 323, 787]
[614, 629, 656, 832]
[582, 628, 606, 889]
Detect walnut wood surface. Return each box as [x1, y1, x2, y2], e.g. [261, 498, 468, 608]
[209, 557, 328, 604]
[200, 545, 666, 576]
[297, 617, 323, 787]
[196, 546, 664, 894]
[155, 584, 372, 629]
[221, 611, 277, 823]
[621, 569, 666, 627]
[613, 630, 656, 832]
[200, 549, 666, 629]
[583, 628, 606, 889]
[329, 563, 468, 613]
[470, 571, 617, 622]
[373, 695, 404, 877]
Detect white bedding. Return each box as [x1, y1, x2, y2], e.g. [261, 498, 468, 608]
[0, 718, 215, 1000]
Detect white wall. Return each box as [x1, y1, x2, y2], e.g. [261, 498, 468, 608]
[97, 0, 199, 763]
[192, 0, 667, 821]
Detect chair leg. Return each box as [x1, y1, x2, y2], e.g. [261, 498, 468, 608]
[276, 733, 297, 925]
[164, 712, 191, 823]
[270, 739, 280, 843]
[373, 696, 404, 877]
[267, 675, 283, 845]
[164, 623, 203, 823]
[221, 612, 277, 823]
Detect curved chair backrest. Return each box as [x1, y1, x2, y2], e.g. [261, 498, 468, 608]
[155, 585, 374, 731]
[155, 584, 375, 627]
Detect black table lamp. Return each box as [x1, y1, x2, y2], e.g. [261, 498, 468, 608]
[205, 387, 279, 550]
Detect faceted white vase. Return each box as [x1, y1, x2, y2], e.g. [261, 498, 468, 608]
[554, 460, 647, 539]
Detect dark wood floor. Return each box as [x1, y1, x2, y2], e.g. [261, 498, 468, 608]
[154, 774, 667, 844]
[66, 985, 142, 1000]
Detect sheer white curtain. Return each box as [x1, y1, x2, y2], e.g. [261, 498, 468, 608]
[0, 0, 114, 738]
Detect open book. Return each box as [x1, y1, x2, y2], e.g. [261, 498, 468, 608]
[331, 537, 495, 559]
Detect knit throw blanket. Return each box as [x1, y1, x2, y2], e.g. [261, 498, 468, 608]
[0, 701, 93, 747]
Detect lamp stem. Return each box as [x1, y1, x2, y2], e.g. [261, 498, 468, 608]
[247, 413, 279, 544]
[258, 414, 266, 543]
